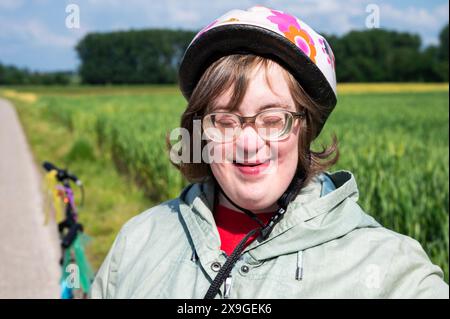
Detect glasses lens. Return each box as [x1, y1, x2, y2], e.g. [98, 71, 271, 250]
[203, 113, 240, 142]
[256, 110, 292, 141]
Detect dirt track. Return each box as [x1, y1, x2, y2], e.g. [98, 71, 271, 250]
[0, 98, 60, 298]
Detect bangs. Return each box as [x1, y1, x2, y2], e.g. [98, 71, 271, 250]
[195, 54, 279, 114]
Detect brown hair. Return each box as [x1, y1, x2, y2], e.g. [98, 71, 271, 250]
[167, 54, 339, 188]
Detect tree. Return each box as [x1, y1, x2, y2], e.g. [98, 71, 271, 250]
[76, 29, 196, 84]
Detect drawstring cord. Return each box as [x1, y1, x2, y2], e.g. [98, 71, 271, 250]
[204, 227, 260, 299]
[204, 170, 305, 299]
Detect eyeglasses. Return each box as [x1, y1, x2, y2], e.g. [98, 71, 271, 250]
[198, 108, 306, 142]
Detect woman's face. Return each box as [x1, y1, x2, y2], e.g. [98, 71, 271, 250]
[208, 62, 301, 213]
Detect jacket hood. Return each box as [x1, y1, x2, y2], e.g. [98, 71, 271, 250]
[178, 170, 381, 262]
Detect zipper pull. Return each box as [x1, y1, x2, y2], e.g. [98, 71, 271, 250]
[223, 275, 232, 299]
[190, 250, 198, 262]
[296, 250, 304, 281]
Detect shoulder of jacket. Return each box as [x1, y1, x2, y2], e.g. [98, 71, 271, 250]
[336, 226, 446, 297]
[342, 226, 442, 277]
[106, 197, 185, 268]
[120, 197, 181, 236]
[343, 225, 423, 250]
[326, 224, 428, 263]
[368, 228, 447, 298]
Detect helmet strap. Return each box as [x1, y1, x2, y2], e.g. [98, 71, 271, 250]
[205, 168, 305, 299]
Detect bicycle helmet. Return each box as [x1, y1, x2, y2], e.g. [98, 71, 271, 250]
[178, 5, 337, 138]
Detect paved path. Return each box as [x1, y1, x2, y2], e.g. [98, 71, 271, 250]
[0, 98, 60, 298]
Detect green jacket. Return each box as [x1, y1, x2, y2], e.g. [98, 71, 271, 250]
[91, 170, 448, 298]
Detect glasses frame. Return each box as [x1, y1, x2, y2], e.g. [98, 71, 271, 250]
[196, 108, 307, 142]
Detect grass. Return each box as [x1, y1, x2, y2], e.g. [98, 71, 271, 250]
[316, 92, 449, 281]
[2, 92, 154, 269]
[1, 83, 448, 282]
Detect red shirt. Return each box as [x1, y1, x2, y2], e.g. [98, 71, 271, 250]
[214, 204, 275, 256]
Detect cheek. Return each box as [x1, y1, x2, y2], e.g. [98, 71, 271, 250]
[272, 126, 300, 166]
[208, 142, 233, 178]
[275, 143, 298, 175]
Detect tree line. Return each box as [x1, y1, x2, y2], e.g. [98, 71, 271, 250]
[0, 65, 74, 85]
[325, 25, 448, 82]
[1, 24, 448, 85]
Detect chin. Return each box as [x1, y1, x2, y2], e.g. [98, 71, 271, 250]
[212, 163, 293, 211]
[234, 183, 278, 210]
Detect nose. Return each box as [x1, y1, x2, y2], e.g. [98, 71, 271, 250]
[235, 124, 266, 159]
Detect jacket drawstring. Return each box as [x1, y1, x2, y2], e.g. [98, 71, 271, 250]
[191, 250, 198, 262]
[204, 171, 306, 299]
[295, 250, 304, 281]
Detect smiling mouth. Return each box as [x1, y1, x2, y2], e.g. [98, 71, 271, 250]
[231, 159, 272, 176]
[232, 160, 270, 167]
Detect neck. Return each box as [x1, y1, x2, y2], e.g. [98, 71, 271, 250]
[217, 192, 279, 215]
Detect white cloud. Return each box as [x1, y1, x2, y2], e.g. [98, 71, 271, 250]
[380, 3, 443, 30]
[171, 10, 201, 25]
[0, 0, 24, 10]
[0, 17, 84, 48]
[85, 0, 123, 7]
[378, 2, 448, 46]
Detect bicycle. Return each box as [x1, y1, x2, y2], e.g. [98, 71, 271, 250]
[42, 161, 94, 299]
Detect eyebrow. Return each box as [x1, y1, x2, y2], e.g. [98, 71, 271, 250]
[212, 102, 293, 112]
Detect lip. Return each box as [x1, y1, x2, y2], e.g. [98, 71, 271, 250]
[233, 160, 271, 175]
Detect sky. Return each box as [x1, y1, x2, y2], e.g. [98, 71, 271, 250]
[0, 0, 448, 72]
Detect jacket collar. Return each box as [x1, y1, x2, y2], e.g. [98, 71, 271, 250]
[178, 170, 381, 264]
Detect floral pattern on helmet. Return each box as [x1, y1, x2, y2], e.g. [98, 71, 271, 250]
[319, 37, 335, 69]
[267, 9, 317, 64]
[266, 8, 301, 32]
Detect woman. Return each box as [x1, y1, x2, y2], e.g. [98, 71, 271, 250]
[91, 6, 448, 298]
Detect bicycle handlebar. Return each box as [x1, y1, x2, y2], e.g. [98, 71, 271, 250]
[42, 161, 84, 206]
[42, 161, 82, 185]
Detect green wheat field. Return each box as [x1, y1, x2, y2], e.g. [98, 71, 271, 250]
[1, 83, 448, 282]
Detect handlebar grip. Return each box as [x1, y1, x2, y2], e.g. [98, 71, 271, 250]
[42, 161, 58, 172]
[42, 161, 81, 184]
[68, 173, 79, 183]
